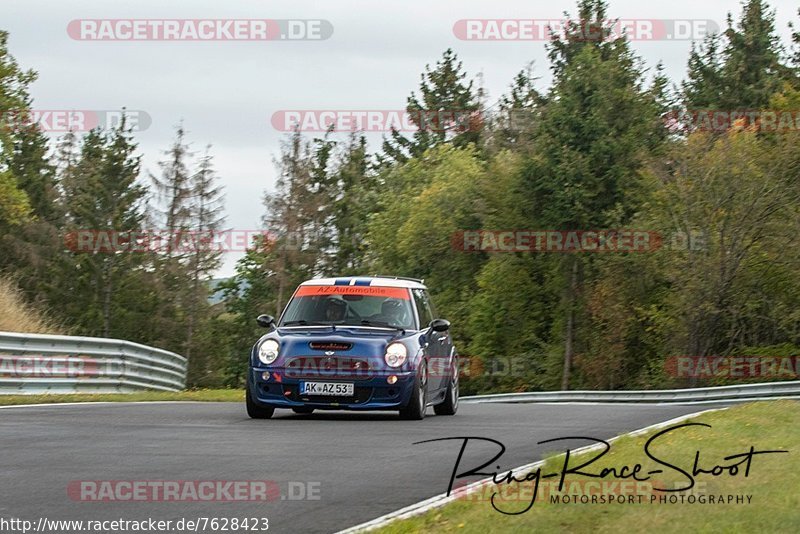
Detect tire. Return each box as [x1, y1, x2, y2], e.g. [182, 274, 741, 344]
[399, 364, 427, 420]
[246, 380, 275, 419]
[291, 407, 315, 414]
[434, 365, 459, 416]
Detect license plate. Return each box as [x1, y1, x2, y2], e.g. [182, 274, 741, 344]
[300, 381, 354, 396]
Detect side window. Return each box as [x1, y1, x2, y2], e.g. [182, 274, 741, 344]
[425, 291, 438, 321]
[412, 289, 434, 328]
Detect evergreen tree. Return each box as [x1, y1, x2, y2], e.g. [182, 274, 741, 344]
[323, 133, 375, 275]
[683, 1, 796, 111]
[683, 34, 725, 109]
[720, 0, 786, 109]
[382, 49, 481, 163]
[184, 146, 226, 384]
[524, 0, 664, 389]
[61, 117, 146, 337]
[150, 124, 193, 255]
[492, 63, 543, 150]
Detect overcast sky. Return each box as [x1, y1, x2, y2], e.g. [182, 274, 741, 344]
[2, 0, 797, 276]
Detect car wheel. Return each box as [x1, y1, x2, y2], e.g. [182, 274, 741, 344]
[246, 380, 275, 419]
[434, 364, 458, 416]
[291, 407, 315, 414]
[399, 364, 427, 420]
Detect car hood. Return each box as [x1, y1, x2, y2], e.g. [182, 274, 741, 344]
[269, 326, 409, 361]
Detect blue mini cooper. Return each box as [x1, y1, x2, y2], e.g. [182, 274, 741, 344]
[246, 276, 458, 420]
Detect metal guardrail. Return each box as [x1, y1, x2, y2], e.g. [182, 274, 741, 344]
[0, 331, 187, 394]
[461, 381, 800, 405]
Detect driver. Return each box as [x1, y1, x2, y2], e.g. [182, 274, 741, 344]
[381, 299, 407, 326]
[323, 297, 348, 322]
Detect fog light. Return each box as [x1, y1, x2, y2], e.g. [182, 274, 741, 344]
[387, 375, 398, 384]
[261, 372, 270, 381]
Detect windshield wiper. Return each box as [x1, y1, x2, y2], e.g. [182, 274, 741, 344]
[359, 320, 405, 333]
[281, 320, 332, 327]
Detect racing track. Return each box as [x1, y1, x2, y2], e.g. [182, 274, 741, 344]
[0, 401, 732, 533]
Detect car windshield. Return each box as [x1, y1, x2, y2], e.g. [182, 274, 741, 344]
[280, 286, 416, 330]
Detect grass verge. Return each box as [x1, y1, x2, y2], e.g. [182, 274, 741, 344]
[376, 400, 798, 534]
[0, 276, 62, 334]
[0, 389, 244, 406]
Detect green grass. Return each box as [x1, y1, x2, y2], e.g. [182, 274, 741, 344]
[0, 389, 244, 406]
[377, 401, 799, 534]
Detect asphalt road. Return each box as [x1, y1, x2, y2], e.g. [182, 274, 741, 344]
[0, 401, 729, 534]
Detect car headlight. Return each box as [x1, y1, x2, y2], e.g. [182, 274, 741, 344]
[258, 339, 280, 365]
[384, 342, 407, 368]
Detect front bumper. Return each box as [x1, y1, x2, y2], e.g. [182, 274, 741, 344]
[248, 366, 417, 410]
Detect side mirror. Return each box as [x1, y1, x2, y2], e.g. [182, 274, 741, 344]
[429, 318, 450, 333]
[256, 314, 276, 329]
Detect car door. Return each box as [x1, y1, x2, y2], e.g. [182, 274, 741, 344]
[426, 290, 453, 394]
[413, 289, 447, 395]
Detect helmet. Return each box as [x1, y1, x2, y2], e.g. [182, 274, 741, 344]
[323, 297, 347, 322]
[381, 299, 408, 325]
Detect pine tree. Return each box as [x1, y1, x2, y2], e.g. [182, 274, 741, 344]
[529, 0, 664, 389]
[683, 34, 724, 109]
[323, 133, 375, 274]
[683, 1, 796, 111]
[382, 49, 481, 163]
[720, 0, 786, 109]
[263, 130, 319, 312]
[547, 0, 616, 77]
[493, 63, 543, 149]
[61, 117, 146, 337]
[184, 146, 225, 383]
[8, 124, 58, 222]
[150, 124, 193, 256]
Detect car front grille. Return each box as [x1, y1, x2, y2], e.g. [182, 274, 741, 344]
[284, 356, 372, 379]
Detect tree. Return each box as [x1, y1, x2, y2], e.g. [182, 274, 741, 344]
[720, 0, 787, 109]
[683, 34, 725, 109]
[0, 30, 35, 229]
[322, 133, 376, 275]
[0, 123, 63, 306]
[150, 124, 193, 255]
[490, 63, 543, 151]
[523, 0, 665, 389]
[61, 117, 146, 337]
[683, 1, 796, 111]
[368, 145, 487, 345]
[184, 146, 226, 384]
[382, 49, 482, 163]
[792, 8, 800, 68]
